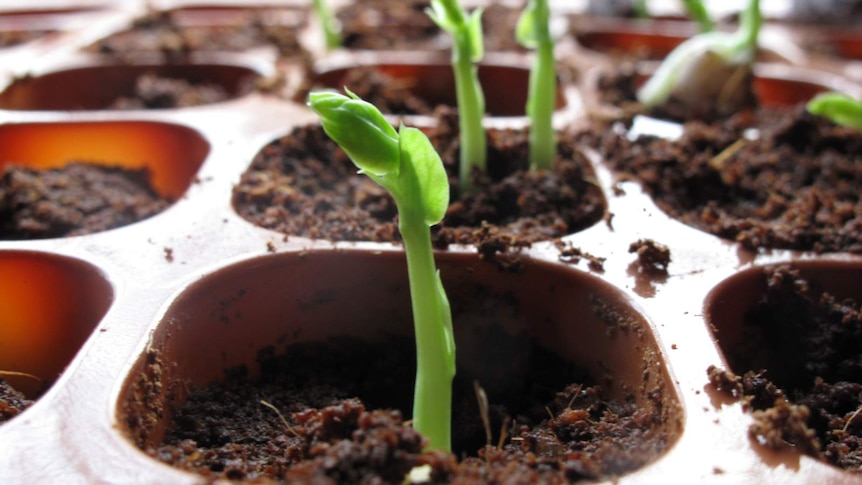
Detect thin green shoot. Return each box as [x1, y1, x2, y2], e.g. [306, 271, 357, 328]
[633, 0, 649, 19]
[308, 89, 456, 452]
[637, 0, 761, 109]
[427, 0, 486, 190]
[516, 0, 556, 171]
[806, 92, 862, 130]
[681, 0, 715, 33]
[312, 0, 341, 50]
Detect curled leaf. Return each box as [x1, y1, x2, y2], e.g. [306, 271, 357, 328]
[307, 90, 400, 177]
[807, 92, 862, 130]
[398, 126, 449, 226]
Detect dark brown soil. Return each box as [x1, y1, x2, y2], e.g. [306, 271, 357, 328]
[337, 0, 525, 52]
[707, 265, 862, 471]
[90, 9, 305, 60]
[232, 110, 605, 252]
[304, 66, 435, 116]
[0, 162, 170, 239]
[107, 72, 232, 109]
[130, 333, 670, 483]
[0, 379, 32, 425]
[586, 103, 862, 254]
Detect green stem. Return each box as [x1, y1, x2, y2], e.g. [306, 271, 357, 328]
[633, 0, 649, 19]
[730, 0, 761, 55]
[398, 204, 454, 452]
[526, 0, 555, 171]
[681, 0, 714, 33]
[453, 35, 486, 189]
[313, 0, 341, 49]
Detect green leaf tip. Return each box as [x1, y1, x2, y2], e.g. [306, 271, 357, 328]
[307, 89, 400, 177]
[806, 92, 862, 130]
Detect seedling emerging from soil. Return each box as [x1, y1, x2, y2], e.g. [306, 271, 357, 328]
[427, 0, 486, 190]
[313, 0, 341, 49]
[516, 0, 556, 171]
[807, 92, 862, 130]
[681, 0, 715, 33]
[308, 89, 456, 452]
[637, 0, 761, 110]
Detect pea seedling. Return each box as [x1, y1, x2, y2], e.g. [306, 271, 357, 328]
[313, 0, 341, 49]
[807, 92, 862, 130]
[308, 89, 456, 452]
[516, 0, 556, 171]
[637, 0, 761, 110]
[427, 0, 486, 190]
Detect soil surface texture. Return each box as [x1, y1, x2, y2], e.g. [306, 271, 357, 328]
[108, 72, 232, 109]
[0, 163, 170, 239]
[90, 9, 305, 60]
[0, 379, 32, 425]
[233, 109, 605, 252]
[586, 101, 862, 254]
[708, 265, 862, 471]
[128, 333, 670, 483]
[337, 0, 524, 52]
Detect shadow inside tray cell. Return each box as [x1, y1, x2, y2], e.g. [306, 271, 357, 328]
[0, 63, 260, 111]
[119, 250, 682, 482]
[0, 250, 112, 401]
[0, 121, 209, 239]
[311, 61, 567, 117]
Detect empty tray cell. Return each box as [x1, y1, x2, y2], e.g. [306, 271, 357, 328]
[0, 250, 112, 405]
[89, 6, 306, 58]
[120, 250, 681, 483]
[0, 63, 261, 110]
[0, 121, 209, 239]
[706, 261, 862, 472]
[310, 58, 567, 117]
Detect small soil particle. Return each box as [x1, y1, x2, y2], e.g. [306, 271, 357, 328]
[628, 239, 671, 275]
[0, 163, 171, 240]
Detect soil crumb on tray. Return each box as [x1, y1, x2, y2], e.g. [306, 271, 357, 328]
[706, 265, 862, 471]
[587, 103, 862, 254]
[233, 109, 605, 253]
[0, 379, 32, 425]
[127, 334, 671, 483]
[628, 239, 670, 275]
[0, 163, 170, 239]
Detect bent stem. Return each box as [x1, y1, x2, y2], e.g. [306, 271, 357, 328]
[681, 0, 715, 33]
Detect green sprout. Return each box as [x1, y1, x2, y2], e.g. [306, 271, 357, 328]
[308, 89, 456, 452]
[680, 0, 715, 33]
[516, 0, 556, 171]
[427, 0, 486, 190]
[637, 0, 761, 109]
[807, 92, 862, 130]
[312, 0, 341, 49]
[633, 0, 649, 19]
